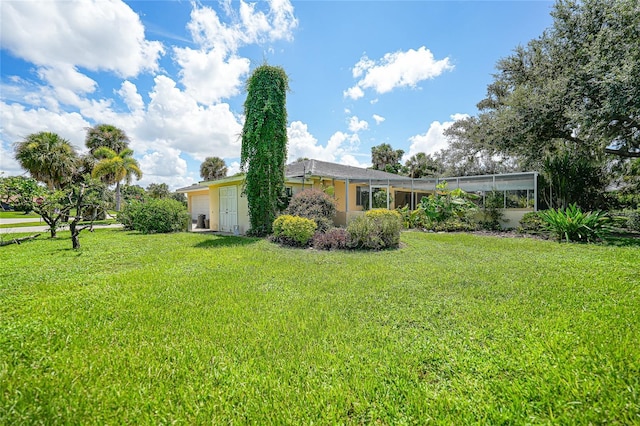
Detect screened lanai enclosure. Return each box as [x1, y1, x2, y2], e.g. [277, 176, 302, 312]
[341, 172, 538, 228]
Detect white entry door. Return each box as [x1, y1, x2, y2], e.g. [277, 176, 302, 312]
[219, 186, 237, 232]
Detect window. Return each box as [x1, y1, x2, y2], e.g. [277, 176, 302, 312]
[356, 186, 369, 207]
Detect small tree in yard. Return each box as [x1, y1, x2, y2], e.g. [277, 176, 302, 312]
[33, 178, 109, 248]
[240, 64, 289, 236]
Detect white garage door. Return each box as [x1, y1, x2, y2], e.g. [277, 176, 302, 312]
[191, 195, 209, 220]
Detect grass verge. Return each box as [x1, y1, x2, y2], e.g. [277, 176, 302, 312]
[1, 230, 638, 424]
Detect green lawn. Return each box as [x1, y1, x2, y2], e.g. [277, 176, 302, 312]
[1, 230, 638, 424]
[0, 211, 40, 219]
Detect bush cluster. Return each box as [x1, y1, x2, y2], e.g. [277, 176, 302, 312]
[117, 199, 189, 234]
[517, 211, 545, 234]
[627, 210, 640, 232]
[272, 215, 317, 247]
[539, 203, 612, 242]
[312, 228, 349, 250]
[285, 189, 336, 232]
[347, 209, 402, 250]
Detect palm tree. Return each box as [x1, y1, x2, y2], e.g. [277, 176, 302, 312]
[92, 147, 142, 211]
[85, 124, 130, 155]
[371, 143, 404, 174]
[405, 152, 439, 178]
[200, 156, 228, 181]
[14, 131, 78, 189]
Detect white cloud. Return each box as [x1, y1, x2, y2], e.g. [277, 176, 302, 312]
[1, 0, 164, 78]
[343, 86, 364, 100]
[117, 81, 145, 113]
[268, 0, 298, 41]
[173, 46, 250, 104]
[405, 113, 469, 159]
[37, 65, 97, 94]
[372, 114, 385, 124]
[136, 76, 243, 160]
[338, 154, 370, 169]
[139, 145, 187, 178]
[227, 161, 241, 176]
[186, 0, 297, 53]
[287, 121, 361, 165]
[173, 0, 297, 104]
[0, 101, 90, 150]
[0, 143, 23, 177]
[345, 47, 453, 99]
[348, 116, 369, 133]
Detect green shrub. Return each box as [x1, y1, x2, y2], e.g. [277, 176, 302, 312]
[285, 189, 336, 233]
[479, 190, 505, 231]
[627, 210, 640, 232]
[272, 215, 317, 247]
[117, 198, 189, 234]
[347, 209, 402, 250]
[312, 228, 349, 250]
[396, 205, 428, 229]
[539, 204, 612, 243]
[419, 183, 478, 228]
[116, 200, 141, 230]
[518, 211, 545, 235]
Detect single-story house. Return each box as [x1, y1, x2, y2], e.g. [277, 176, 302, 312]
[177, 159, 538, 234]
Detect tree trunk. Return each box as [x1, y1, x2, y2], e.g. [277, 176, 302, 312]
[115, 181, 121, 211]
[0, 234, 41, 246]
[70, 220, 80, 249]
[41, 215, 58, 238]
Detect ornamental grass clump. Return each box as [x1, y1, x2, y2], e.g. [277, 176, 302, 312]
[272, 215, 317, 247]
[347, 209, 402, 250]
[539, 203, 612, 243]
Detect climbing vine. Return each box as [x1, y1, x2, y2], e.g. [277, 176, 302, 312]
[240, 64, 290, 236]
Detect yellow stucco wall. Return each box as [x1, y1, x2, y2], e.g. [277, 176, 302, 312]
[237, 191, 250, 234]
[209, 186, 219, 231]
[205, 182, 250, 233]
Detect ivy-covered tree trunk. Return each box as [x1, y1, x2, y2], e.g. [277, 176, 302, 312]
[240, 65, 289, 236]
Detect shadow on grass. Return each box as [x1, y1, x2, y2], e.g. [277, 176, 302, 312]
[604, 234, 640, 247]
[194, 234, 261, 249]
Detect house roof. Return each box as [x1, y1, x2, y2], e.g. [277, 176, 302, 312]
[175, 183, 208, 193]
[285, 159, 401, 181]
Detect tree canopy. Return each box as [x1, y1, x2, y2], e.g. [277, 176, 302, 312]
[371, 143, 404, 174]
[85, 124, 130, 155]
[92, 147, 142, 211]
[14, 132, 78, 190]
[200, 156, 228, 181]
[240, 64, 289, 236]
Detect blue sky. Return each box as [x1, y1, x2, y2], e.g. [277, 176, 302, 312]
[1, 0, 554, 190]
